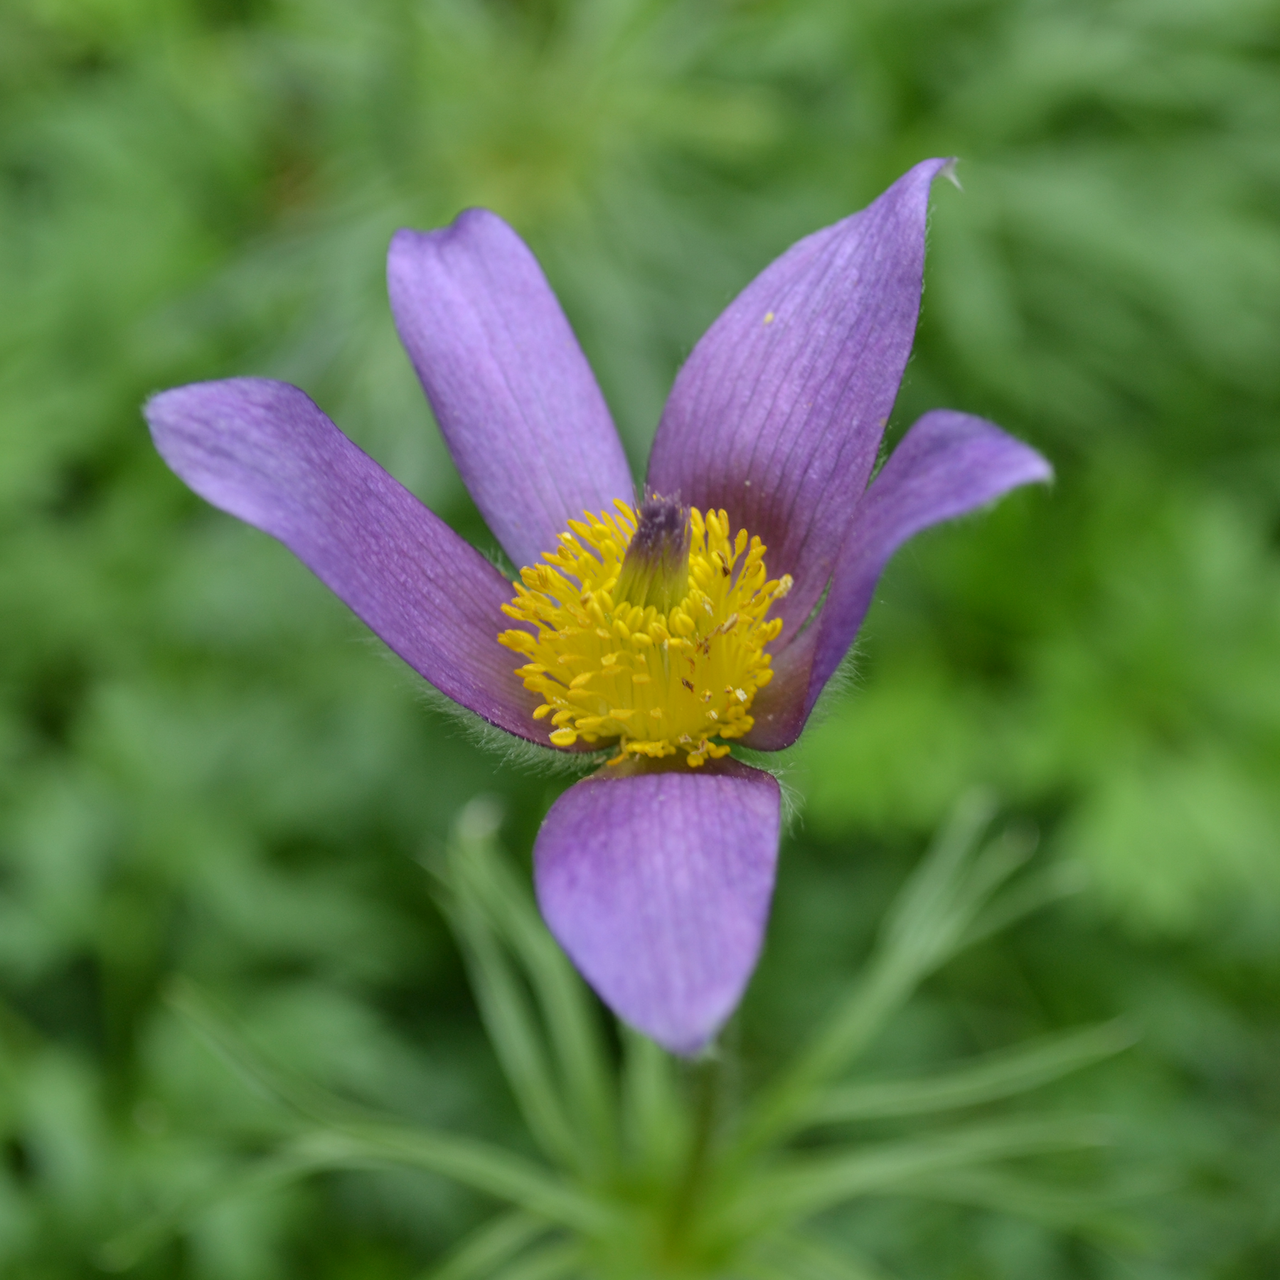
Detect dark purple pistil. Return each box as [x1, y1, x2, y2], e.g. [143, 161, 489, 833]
[616, 494, 690, 612]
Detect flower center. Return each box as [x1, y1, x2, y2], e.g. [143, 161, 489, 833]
[499, 496, 792, 768]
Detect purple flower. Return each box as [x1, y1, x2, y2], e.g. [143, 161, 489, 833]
[145, 159, 1050, 1056]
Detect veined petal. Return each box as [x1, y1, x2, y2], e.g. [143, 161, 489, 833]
[145, 378, 542, 742]
[534, 759, 781, 1056]
[745, 410, 1052, 750]
[647, 159, 952, 642]
[388, 211, 635, 572]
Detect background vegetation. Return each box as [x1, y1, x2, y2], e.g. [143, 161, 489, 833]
[1, 0, 1277, 1275]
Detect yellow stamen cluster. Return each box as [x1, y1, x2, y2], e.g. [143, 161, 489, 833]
[499, 501, 792, 768]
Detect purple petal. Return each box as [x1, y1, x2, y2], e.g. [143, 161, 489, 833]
[647, 159, 953, 641]
[534, 759, 781, 1055]
[388, 211, 635, 572]
[745, 410, 1052, 750]
[145, 378, 543, 742]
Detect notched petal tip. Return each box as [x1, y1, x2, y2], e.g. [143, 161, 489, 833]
[533, 759, 781, 1055]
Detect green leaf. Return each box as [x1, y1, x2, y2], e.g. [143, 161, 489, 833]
[804, 1021, 1137, 1125]
[447, 883, 585, 1171]
[165, 977, 381, 1126]
[430, 802, 587, 1172]
[315, 1124, 617, 1233]
[97, 1141, 365, 1272]
[166, 979, 615, 1232]
[448, 800, 617, 1174]
[488, 1240, 585, 1280]
[419, 1211, 553, 1280]
[891, 1168, 1131, 1235]
[738, 794, 1039, 1152]
[958, 862, 1088, 950]
[719, 1116, 1112, 1233]
[748, 1231, 896, 1280]
[879, 790, 1002, 953]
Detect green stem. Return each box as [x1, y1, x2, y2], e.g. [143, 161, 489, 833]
[663, 1056, 721, 1261]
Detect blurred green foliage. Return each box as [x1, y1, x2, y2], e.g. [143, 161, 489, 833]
[1, 0, 1278, 1275]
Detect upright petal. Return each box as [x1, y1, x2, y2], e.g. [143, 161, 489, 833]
[145, 378, 542, 742]
[534, 760, 781, 1055]
[388, 211, 635, 572]
[647, 159, 954, 640]
[745, 410, 1052, 750]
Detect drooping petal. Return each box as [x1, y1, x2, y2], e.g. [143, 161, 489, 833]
[145, 378, 543, 742]
[745, 410, 1052, 750]
[388, 211, 635, 572]
[534, 759, 781, 1055]
[647, 158, 953, 641]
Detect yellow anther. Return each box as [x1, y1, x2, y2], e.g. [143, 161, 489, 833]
[499, 501, 791, 768]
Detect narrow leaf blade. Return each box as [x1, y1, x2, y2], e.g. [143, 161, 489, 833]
[806, 1021, 1137, 1124]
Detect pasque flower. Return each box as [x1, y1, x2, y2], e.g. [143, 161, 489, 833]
[146, 159, 1050, 1056]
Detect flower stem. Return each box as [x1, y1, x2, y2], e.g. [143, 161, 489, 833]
[663, 1055, 721, 1261]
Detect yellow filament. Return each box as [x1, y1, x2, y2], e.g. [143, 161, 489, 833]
[499, 501, 792, 768]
